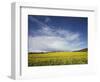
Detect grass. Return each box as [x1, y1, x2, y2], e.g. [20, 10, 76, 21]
[28, 52, 88, 66]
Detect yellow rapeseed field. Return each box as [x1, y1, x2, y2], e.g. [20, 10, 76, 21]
[28, 52, 88, 66]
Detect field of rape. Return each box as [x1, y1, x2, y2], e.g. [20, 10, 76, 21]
[28, 52, 88, 66]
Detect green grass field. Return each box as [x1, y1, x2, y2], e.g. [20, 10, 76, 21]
[28, 52, 88, 66]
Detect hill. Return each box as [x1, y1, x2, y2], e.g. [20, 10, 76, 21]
[73, 48, 88, 52]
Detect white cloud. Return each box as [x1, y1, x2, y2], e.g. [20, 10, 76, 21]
[28, 26, 85, 52]
[28, 36, 66, 52]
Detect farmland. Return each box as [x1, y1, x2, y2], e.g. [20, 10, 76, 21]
[28, 52, 88, 66]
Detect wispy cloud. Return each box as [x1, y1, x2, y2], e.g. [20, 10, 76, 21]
[44, 17, 51, 23]
[28, 16, 87, 52]
[28, 26, 85, 52]
[29, 16, 48, 27]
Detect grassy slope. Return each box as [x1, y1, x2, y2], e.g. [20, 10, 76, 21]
[28, 52, 88, 66]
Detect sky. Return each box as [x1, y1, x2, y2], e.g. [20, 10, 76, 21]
[28, 15, 88, 52]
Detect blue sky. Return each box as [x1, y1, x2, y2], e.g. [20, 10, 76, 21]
[28, 15, 88, 52]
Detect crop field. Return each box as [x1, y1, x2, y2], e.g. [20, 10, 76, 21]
[28, 52, 88, 66]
